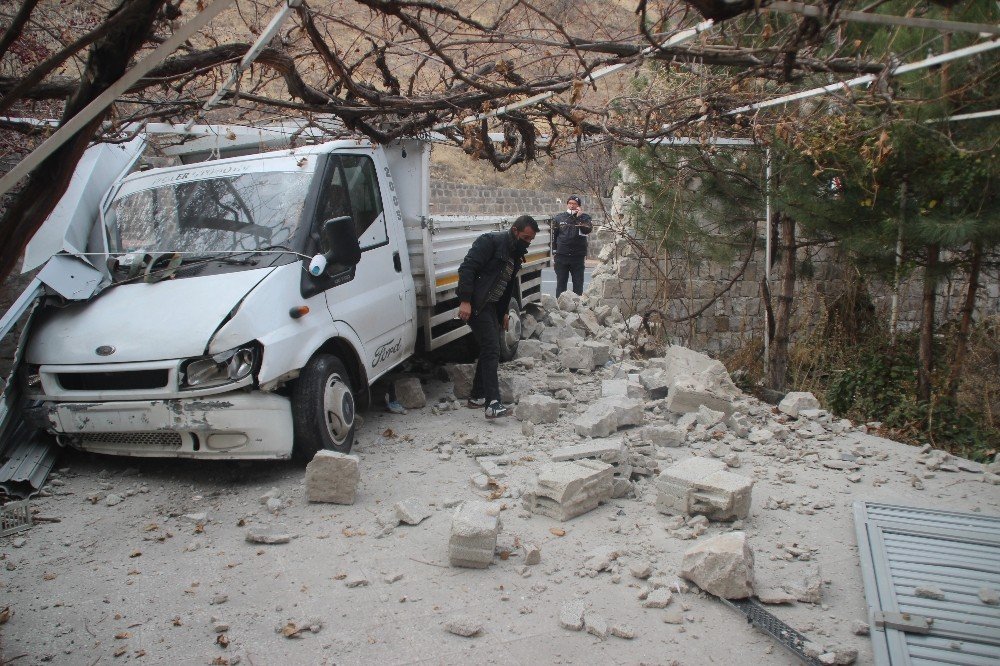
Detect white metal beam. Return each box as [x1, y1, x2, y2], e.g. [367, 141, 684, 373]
[0, 0, 236, 199]
[432, 20, 714, 132]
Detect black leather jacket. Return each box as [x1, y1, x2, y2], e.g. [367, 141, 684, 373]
[552, 211, 593, 258]
[457, 230, 522, 316]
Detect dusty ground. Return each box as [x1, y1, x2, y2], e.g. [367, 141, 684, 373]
[1, 352, 998, 665]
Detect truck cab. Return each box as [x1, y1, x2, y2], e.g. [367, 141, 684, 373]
[21, 140, 417, 460]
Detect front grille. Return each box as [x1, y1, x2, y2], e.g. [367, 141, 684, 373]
[82, 432, 183, 448]
[58, 370, 170, 391]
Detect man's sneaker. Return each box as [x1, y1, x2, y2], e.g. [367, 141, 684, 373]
[485, 401, 510, 419]
[466, 397, 486, 409]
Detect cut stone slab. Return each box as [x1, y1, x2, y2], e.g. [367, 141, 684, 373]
[551, 440, 628, 468]
[778, 391, 821, 417]
[523, 459, 614, 521]
[681, 531, 755, 599]
[655, 457, 753, 521]
[601, 379, 629, 398]
[665, 380, 734, 417]
[514, 394, 560, 424]
[499, 375, 533, 404]
[655, 345, 741, 397]
[395, 498, 432, 525]
[305, 451, 360, 504]
[574, 404, 618, 438]
[643, 588, 673, 608]
[449, 501, 501, 569]
[393, 376, 426, 409]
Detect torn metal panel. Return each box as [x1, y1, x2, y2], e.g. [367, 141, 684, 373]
[1, 499, 32, 537]
[854, 501, 1000, 665]
[0, 418, 57, 498]
[720, 597, 823, 665]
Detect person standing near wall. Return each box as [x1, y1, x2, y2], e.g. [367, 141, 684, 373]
[457, 215, 539, 419]
[551, 195, 593, 296]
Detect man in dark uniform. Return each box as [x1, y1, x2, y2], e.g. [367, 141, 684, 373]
[457, 215, 539, 419]
[551, 194, 593, 296]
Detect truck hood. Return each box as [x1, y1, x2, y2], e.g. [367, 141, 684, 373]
[27, 268, 274, 365]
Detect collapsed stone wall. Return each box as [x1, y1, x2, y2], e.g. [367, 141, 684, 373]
[585, 189, 1000, 356]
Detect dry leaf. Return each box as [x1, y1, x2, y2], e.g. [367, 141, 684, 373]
[0, 606, 11, 624]
[134, 649, 146, 657]
[115, 631, 131, 639]
[143, 523, 158, 532]
[281, 622, 303, 638]
[171, 616, 183, 626]
[333, 572, 347, 580]
[128, 569, 140, 576]
[211, 658, 230, 666]
[194, 524, 205, 534]
[129, 550, 142, 558]
[216, 633, 230, 648]
[42, 572, 56, 580]
[114, 647, 127, 657]
[237, 518, 246, 527]
[381, 428, 396, 438]
[549, 527, 566, 537]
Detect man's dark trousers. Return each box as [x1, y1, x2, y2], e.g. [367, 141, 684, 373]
[468, 306, 501, 403]
[554, 256, 585, 296]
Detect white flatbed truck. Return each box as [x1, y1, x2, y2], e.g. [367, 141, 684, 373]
[6, 130, 551, 461]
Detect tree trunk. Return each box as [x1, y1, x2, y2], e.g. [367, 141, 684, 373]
[768, 212, 795, 391]
[0, 0, 167, 284]
[917, 243, 939, 402]
[947, 242, 982, 400]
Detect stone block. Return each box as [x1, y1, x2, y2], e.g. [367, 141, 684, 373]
[523, 460, 614, 521]
[515, 339, 545, 360]
[601, 379, 629, 397]
[642, 424, 686, 448]
[446, 363, 476, 399]
[551, 440, 629, 475]
[655, 345, 740, 397]
[665, 380, 734, 417]
[449, 501, 501, 568]
[580, 340, 611, 366]
[681, 531, 755, 599]
[557, 291, 582, 312]
[521, 313, 539, 340]
[514, 394, 560, 424]
[499, 375, 533, 404]
[393, 377, 426, 409]
[577, 309, 603, 337]
[305, 451, 360, 504]
[779, 392, 821, 417]
[559, 346, 595, 371]
[395, 497, 431, 525]
[573, 403, 618, 438]
[638, 369, 672, 399]
[540, 325, 583, 344]
[655, 456, 753, 521]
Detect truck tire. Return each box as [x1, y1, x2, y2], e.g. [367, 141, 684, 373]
[292, 354, 356, 461]
[499, 301, 522, 362]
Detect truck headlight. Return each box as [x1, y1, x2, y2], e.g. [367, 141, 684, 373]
[180, 344, 260, 390]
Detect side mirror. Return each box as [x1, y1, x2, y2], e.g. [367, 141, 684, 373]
[311, 216, 361, 276]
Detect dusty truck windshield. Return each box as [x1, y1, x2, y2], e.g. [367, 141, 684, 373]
[106, 171, 314, 256]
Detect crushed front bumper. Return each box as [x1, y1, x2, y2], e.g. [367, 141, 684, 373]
[28, 393, 294, 459]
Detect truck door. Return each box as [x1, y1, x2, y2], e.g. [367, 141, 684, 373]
[315, 154, 408, 376]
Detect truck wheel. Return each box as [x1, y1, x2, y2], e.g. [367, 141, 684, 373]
[292, 354, 356, 460]
[499, 302, 522, 362]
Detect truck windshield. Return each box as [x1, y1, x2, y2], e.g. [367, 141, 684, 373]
[106, 172, 313, 255]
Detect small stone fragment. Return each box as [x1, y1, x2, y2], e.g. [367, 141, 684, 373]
[522, 543, 541, 566]
[558, 599, 586, 631]
[851, 620, 870, 636]
[978, 587, 999, 605]
[610, 623, 636, 639]
[394, 497, 432, 525]
[680, 531, 755, 599]
[246, 528, 292, 545]
[584, 613, 609, 639]
[643, 588, 673, 608]
[915, 585, 945, 600]
[444, 616, 483, 637]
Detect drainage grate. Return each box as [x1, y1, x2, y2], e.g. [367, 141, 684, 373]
[721, 597, 824, 666]
[82, 432, 183, 448]
[1, 499, 32, 537]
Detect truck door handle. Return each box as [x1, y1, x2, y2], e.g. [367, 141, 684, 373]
[393, 251, 402, 272]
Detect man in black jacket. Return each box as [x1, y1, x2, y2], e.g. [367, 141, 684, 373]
[457, 215, 539, 418]
[551, 194, 593, 296]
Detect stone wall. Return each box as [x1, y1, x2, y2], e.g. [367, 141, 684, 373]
[586, 195, 1000, 356]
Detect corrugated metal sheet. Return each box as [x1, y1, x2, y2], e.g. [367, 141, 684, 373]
[854, 501, 1000, 665]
